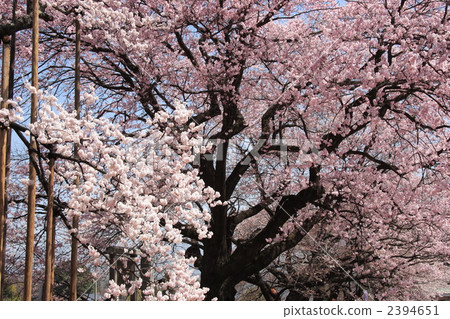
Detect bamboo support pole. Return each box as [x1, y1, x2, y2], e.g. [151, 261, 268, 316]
[23, 0, 39, 301]
[0, 35, 11, 301]
[43, 154, 55, 301]
[1, 0, 18, 301]
[0, 0, 17, 300]
[69, 17, 81, 301]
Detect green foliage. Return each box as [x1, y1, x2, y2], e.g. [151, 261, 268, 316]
[3, 284, 21, 301]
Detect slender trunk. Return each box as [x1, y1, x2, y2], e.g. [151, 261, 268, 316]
[69, 18, 81, 301]
[23, 0, 39, 301]
[0, 35, 11, 301]
[43, 155, 55, 300]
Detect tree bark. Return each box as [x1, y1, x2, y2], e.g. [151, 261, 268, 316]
[201, 176, 324, 300]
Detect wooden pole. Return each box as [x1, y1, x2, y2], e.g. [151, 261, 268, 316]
[43, 154, 55, 301]
[23, 0, 39, 301]
[0, 35, 11, 302]
[69, 18, 81, 301]
[1, 0, 18, 301]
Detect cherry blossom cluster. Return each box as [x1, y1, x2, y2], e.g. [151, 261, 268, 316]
[27, 92, 219, 300]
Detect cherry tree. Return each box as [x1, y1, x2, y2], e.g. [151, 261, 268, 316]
[0, 0, 448, 300]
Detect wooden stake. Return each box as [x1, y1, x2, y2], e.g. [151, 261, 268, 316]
[0, 35, 11, 302]
[1, 0, 18, 301]
[23, 0, 39, 301]
[43, 154, 55, 301]
[69, 17, 81, 301]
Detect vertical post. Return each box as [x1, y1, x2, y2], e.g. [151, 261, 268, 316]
[69, 17, 81, 301]
[129, 253, 137, 301]
[2, 0, 17, 301]
[141, 256, 150, 294]
[107, 247, 138, 301]
[23, 0, 39, 301]
[0, 35, 11, 301]
[0, 0, 17, 300]
[109, 252, 118, 284]
[43, 154, 55, 300]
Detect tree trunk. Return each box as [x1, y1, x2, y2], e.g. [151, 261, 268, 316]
[201, 203, 235, 300]
[201, 180, 324, 300]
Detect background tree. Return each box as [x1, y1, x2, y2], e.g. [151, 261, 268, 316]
[53, 260, 94, 300]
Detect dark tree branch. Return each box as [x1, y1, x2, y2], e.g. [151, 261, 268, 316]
[0, 11, 53, 38]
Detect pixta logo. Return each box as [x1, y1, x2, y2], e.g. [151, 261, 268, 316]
[193, 138, 321, 166]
